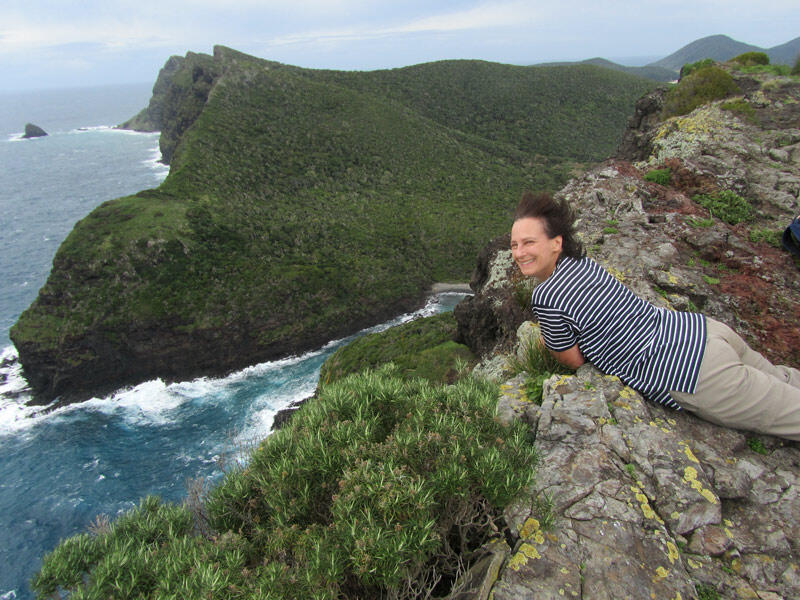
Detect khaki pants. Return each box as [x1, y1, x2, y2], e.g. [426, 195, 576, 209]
[671, 317, 800, 440]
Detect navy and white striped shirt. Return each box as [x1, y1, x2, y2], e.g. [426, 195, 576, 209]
[531, 256, 706, 409]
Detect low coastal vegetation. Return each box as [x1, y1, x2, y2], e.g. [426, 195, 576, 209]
[33, 365, 539, 599]
[319, 312, 474, 386]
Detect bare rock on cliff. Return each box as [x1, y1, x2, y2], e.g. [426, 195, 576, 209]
[488, 364, 800, 599]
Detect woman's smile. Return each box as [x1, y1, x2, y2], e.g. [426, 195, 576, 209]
[510, 217, 563, 280]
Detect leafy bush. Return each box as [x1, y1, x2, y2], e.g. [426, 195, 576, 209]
[793, 55, 800, 75]
[644, 167, 672, 186]
[32, 496, 251, 600]
[32, 368, 538, 599]
[507, 332, 573, 404]
[730, 51, 770, 67]
[663, 66, 741, 118]
[692, 190, 753, 225]
[749, 227, 782, 248]
[681, 58, 714, 78]
[721, 99, 756, 123]
[206, 366, 538, 598]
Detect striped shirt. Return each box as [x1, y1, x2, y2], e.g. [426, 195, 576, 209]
[530, 256, 706, 409]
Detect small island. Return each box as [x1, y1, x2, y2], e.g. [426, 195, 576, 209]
[22, 123, 48, 139]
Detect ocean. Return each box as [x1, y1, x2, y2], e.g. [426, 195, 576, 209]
[0, 85, 467, 600]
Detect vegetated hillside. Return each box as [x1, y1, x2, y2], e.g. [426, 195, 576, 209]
[648, 34, 796, 72]
[11, 46, 654, 403]
[769, 36, 800, 65]
[302, 59, 656, 161]
[536, 57, 677, 82]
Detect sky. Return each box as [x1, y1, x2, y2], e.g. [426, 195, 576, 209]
[1, 0, 798, 92]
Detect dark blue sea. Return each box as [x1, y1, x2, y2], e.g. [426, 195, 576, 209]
[0, 85, 466, 600]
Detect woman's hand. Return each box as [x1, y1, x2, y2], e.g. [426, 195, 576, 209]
[550, 344, 585, 369]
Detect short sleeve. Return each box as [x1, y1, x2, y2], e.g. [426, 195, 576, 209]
[532, 304, 579, 352]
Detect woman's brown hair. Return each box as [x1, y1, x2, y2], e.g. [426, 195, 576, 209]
[514, 191, 585, 259]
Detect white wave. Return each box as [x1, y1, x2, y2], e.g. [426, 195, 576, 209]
[0, 293, 469, 438]
[70, 125, 112, 134]
[1, 588, 17, 599]
[142, 144, 169, 180]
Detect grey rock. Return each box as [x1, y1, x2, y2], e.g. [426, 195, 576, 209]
[22, 123, 47, 138]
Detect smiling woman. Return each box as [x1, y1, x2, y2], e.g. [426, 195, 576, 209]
[512, 191, 800, 441]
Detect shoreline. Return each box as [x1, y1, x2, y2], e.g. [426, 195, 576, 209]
[429, 282, 472, 294]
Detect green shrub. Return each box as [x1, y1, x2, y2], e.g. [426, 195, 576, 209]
[749, 228, 782, 248]
[33, 368, 538, 599]
[681, 58, 715, 78]
[663, 66, 741, 118]
[692, 190, 753, 225]
[747, 436, 769, 455]
[644, 167, 671, 186]
[508, 333, 573, 404]
[721, 99, 757, 123]
[696, 582, 722, 600]
[206, 366, 538, 598]
[688, 217, 715, 228]
[730, 51, 769, 67]
[32, 497, 252, 600]
[792, 55, 800, 75]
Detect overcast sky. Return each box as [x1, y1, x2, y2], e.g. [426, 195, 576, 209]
[1, 0, 798, 91]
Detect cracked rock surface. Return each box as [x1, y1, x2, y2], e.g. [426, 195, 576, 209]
[491, 363, 800, 599]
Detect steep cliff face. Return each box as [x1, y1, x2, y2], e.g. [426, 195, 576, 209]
[119, 51, 222, 164]
[453, 68, 800, 599]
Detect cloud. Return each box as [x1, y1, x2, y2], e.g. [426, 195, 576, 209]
[0, 18, 174, 54]
[265, 1, 538, 48]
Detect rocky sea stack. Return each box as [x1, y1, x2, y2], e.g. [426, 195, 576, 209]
[22, 123, 47, 139]
[10, 45, 654, 405]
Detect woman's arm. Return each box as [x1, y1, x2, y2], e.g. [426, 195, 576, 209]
[551, 344, 586, 369]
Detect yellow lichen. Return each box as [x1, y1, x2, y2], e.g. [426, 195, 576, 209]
[508, 544, 543, 571]
[560, 567, 570, 575]
[687, 558, 702, 569]
[671, 511, 680, 520]
[683, 466, 718, 504]
[519, 518, 545, 544]
[653, 566, 670, 582]
[667, 541, 680, 564]
[680, 443, 700, 463]
[631, 485, 664, 523]
[619, 386, 637, 400]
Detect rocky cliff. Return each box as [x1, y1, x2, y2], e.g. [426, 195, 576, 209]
[452, 65, 800, 599]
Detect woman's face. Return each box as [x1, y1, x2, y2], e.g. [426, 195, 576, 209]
[510, 217, 563, 280]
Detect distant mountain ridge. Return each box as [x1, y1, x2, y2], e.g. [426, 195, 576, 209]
[539, 34, 800, 80]
[648, 34, 800, 72]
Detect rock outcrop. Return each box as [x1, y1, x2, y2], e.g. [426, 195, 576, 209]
[453, 65, 800, 599]
[490, 363, 800, 599]
[22, 123, 47, 138]
[119, 50, 223, 163]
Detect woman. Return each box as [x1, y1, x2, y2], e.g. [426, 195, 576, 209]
[511, 191, 800, 440]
